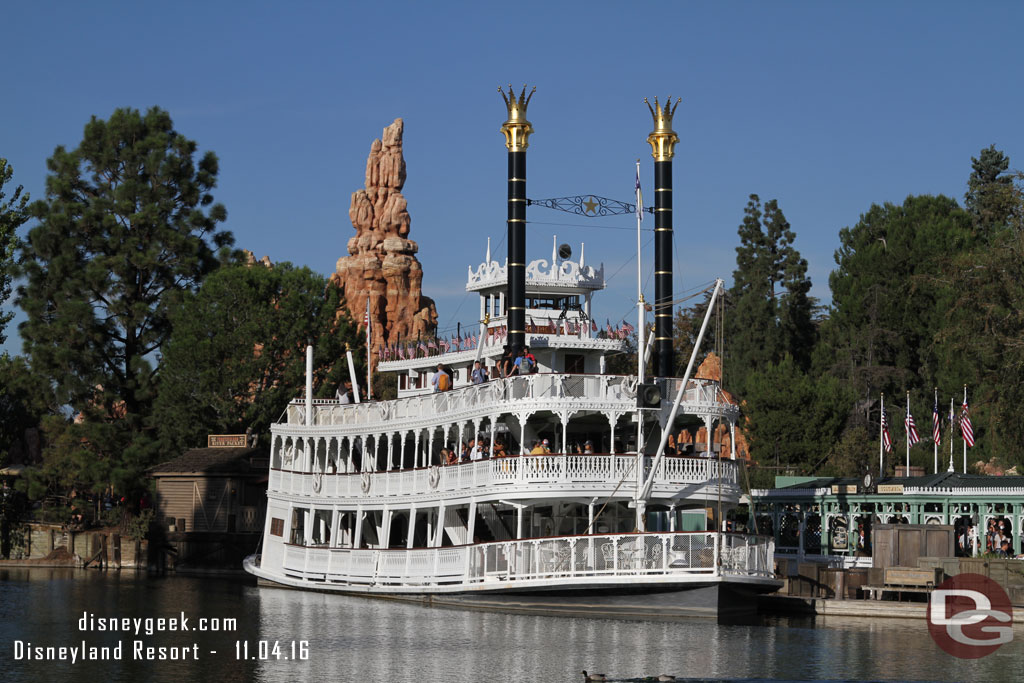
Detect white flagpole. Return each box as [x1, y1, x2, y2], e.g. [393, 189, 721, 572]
[365, 298, 373, 400]
[947, 397, 954, 473]
[635, 160, 645, 387]
[962, 385, 968, 474]
[933, 387, 938, 474]
[634, 160, 646, 530]
[879, 393, 884, 477]
[905, 391, 911, 476]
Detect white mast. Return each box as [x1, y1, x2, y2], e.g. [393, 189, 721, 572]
[634, 160, 646, 530]
[637, 279, 723, 503]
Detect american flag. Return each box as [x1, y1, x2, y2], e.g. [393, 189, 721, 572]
[960, 399, 976, 447]
[881, 409, 893, 453]
[932, 394, 941, 446]
[905, 408, 921, 446]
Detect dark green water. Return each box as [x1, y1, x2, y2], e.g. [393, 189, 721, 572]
[0, 568, 1017, 682]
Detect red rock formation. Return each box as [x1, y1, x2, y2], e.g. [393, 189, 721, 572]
[693, 352, 750, 459]
[330, 119, 437, 353]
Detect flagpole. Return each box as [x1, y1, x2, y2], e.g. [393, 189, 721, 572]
[905, 392, 910, 475]
[933, 387, 938, 474]
[879, 392, 884, 477]
[366, 298, 373, 401]
[634, 160, 646, 531]
[963, 385, 968, 474]
[948, 397, 955, 473]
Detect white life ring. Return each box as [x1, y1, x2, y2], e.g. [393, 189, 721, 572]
[312, 471, 323, 493]
[428, 466, 440, 489]
[360, 472, 371, 494]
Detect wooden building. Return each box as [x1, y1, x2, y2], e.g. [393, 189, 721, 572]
[150, 437, 268, 534]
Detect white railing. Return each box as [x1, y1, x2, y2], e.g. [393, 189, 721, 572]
[282, 374, 736, 429]
[268, 453, 740, 500]
[280, 532, 775, 588]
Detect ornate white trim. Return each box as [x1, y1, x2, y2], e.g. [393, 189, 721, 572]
[467, 256, 604, 291]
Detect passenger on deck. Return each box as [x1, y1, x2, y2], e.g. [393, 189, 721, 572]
[443, 448, 458, 466]
[432, 363, 450, 393]
[470, 439, 484, 461]
[523, 346, 538, 373]
[338, 380, 355, 404]
[498, 346, 515, 378]
[530, 440, 545, 455]
[583, 440, 594, 454]
[471, 360, 488, 384]
[541, 438, 551, 454]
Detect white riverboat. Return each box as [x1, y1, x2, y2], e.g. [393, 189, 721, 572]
[244, 90, 780, 618]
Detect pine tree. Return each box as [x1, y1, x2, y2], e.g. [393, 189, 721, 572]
[0, 159, 29, 345]
[725, 195, 815, 396]
[965, 145, 1014, 235]
[17, 107, 231, 495]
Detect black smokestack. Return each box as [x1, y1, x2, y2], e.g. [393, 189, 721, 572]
[645, 96, 680, 377]
[499, 85, 535, 352]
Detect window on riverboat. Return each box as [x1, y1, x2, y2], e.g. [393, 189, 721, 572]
[564, 353, 584, 374]
[399, 373, 407, 390]
[290, 508, 308, 545]
[270, 518, 284, 537]
[312, 509, 333, 546]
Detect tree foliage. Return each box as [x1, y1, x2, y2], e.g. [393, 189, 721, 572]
[0, 158, 30, 345]
[0, 354, 55, 468]
[742, 355, 852, 470]
[965, 144, 1016, 235]
[17, 107, 231, 495]
[153, 262, 359, 453]
[939, 171, 1024, 467]
[725, 195, 815, 397]
[819, 194, 974, 400]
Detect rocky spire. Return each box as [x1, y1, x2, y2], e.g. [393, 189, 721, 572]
[331, 118, 437, 353]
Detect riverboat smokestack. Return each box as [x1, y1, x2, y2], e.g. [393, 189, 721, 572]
[645, 96, 680, 378]
[500, 85, 535, 352]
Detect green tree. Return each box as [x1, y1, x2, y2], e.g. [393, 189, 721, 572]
[741, 355, 852, 472]
[0, 354, 55, 468]
[153, 262, 359, 453]
[965, 145, 1015, 235]
[819, 195, 974, 400]
[725, 195, 815, 397]
[17, 107, 231, 496]
[939, 172, 1024, 467]
[0, 158, 30, 345]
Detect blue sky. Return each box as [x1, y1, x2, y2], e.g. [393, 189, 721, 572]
[3, 2, 1022, 354]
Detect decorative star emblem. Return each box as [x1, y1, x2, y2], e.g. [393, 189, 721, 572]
[582, 196, 598, 214]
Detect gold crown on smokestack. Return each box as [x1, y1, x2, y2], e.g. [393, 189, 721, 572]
[645, 96, 681, 161]
[500, 84, 535, 151]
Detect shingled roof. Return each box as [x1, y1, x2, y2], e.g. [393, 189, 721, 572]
[149, 447, 264, 476]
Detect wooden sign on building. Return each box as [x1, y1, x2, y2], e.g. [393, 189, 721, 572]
[208, 434, 248, 448]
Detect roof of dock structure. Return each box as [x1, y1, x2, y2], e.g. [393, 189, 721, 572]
[149, 447, 265, 476]
[754, 472, 1024, 498]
